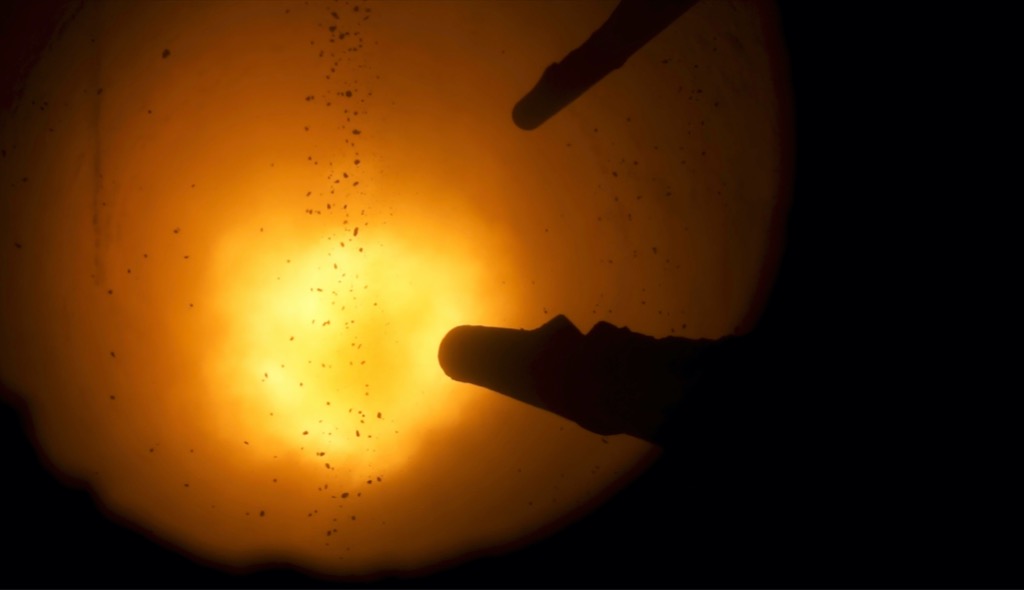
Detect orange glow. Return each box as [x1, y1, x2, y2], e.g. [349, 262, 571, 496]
[0, 0, 789, 579]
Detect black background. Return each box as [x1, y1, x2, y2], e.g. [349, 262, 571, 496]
[2, 2, 1016, 587]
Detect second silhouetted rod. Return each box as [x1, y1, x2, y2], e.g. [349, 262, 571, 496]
[512, 0, 696, 130]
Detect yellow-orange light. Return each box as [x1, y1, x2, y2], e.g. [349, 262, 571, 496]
[0, 0, 789, 579]
[201, 213, 490, 464]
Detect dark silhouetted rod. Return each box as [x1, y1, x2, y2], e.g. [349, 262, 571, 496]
[512, 0, 696, 130]
[439, 314, 725, 443]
